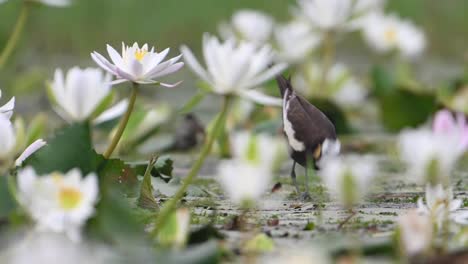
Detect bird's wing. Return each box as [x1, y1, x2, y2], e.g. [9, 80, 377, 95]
[286, 93, 336, 150]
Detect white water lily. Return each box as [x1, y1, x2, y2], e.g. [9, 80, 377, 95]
[218, 132, 280, 205]
[0, 115, 16, 165]
[398, 210, 433, 256]
[292, 62, 367, 106]
[362, 12, 426, 59]
[0, 89, 15, 119]
[417, 184, 462, 229]
[274, 20, 321, 64]
[0, 0, 71, 6]
[17, 167, 99, 242]
[181, 34, 288, 106]
[49, 67, 128, 123]
[219, 9, 274, 46]
[319, 155, 377, 208]
[91, 42, 184, 86]
[0, 232, 115, 264]
[0, 116, 46, 173]
[293, 0, 384, 31]
[398, 128, 464, 185]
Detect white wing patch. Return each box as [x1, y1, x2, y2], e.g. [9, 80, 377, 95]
[282, 90, 305, 151]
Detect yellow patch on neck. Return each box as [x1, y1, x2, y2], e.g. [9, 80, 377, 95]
[59, 187, 83, 210]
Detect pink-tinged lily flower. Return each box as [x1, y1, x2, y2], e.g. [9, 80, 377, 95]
[91, 42, 184, 86]
[433, 109, 468, 150]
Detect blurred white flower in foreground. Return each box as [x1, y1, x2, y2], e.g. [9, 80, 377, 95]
[362, 12, 426, 59]
[262, 245, 331, 264]
[17, 167, 99, 242]
[0, 115, 17, 166]
[0, 232, 115, 264]
[319, 155, 377, 209]
[417, 184, 462, 229]
[292, 62, 367, 106]
[454, 211, 468, 225]
[157, 208, 191, 248]
[432, 109, 468, 151]
[91, 42, 184, 86]
[218, 132, 280, 205]
[219, 9, 274, 46]
[398, 128, 465, 185]
[181, 34, 287, 106]
[0, 89, 15, 119]
[274, 20, 321, 64]
[293, 0, 385, 31]
[49, 67, 128, 123]
[398, 210, 433, 256]
[0, 0, 71, 6]
[0, 116, 46, 173]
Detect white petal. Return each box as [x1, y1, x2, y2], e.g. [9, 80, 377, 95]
[239, 90, 282, 106]
[249, 63, 288, 89]
[93, 99, 129, 124]
[159, 81, 183, 88]
[106, 44, 125, 69]
[15, 139, 47, 166]
[0, 96, 15, 119]
[91, 52, 118, 75]
[147, 62, 184, 79]
[180, 45, 212, 83]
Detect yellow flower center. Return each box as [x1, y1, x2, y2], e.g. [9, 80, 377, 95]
[59, 187, 83, 210]
[384, 27, 397, 44]
[134, 48, 148, 61]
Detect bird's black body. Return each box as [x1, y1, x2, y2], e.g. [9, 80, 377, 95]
[276, 75, 337, 198]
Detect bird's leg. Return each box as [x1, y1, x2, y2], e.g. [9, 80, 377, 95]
[290, 161, 300, 194]
[300, 155, 312, 201]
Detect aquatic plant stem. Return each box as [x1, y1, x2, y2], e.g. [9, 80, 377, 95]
[338, 209, 357, 230]
[0, 2, 30, 70]
[103, 83, 138, 158]
[319, 31, 335, 91]
[7, 173, 20, 205]
[152, 95, 232, 237]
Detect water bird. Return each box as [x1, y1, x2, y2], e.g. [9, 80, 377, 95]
[276, 75, 340, 199]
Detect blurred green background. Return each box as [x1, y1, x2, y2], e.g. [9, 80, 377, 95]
[1, 0, 467, 62]
[0, 0, 467, 114]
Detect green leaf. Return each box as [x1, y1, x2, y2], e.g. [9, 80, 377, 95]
[371, 65, 396, 96]
[128, 156, 174, 182]
[90, 90, 115, 120]
[24, 123, 99, 175]
[25, 113, 47, 146]
[87, 158, 147, 245]
[378, 89, 437, 132]
[154, 156, 174, 178]
[0, 176, 16, 219]
[157, 210, 179, 247]
[137, 157, 159, 211]
[178, 89, 209, 115]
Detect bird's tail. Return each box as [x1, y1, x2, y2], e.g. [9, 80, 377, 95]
[276, 75, 293, 98]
